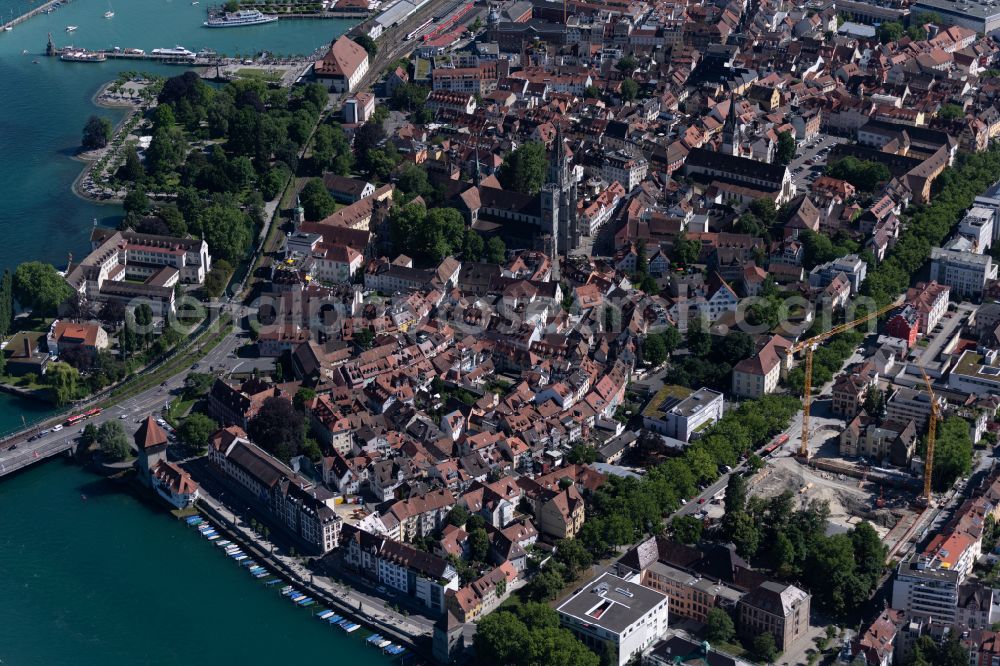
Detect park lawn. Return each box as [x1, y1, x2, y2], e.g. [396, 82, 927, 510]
[236, 68, 283, 82]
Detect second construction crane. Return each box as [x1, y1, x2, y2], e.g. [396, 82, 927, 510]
[919, 367, 941, 506]
[786, 299, 901, 458]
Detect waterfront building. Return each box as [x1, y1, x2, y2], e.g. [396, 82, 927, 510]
[314, 35, 369, 93]
[135, 415, 169, 484]
[557, 572, 669, 666]
[46, 320, 109, 358]
[340, 524, 460, 615]
[65, 229, 211, 316]
[150, 460, 200, 509]
[209, 434, 341, 553]
[4, 332, 50, 376]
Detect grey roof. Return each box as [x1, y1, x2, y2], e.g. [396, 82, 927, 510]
[557, 572, 667, 636]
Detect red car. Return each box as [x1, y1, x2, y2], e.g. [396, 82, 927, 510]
[698, 498, 705, 504]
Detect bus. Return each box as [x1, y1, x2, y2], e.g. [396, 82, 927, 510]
[65, 407, 102, 427]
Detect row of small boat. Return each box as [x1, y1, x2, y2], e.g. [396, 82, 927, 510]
[365, 632, 407, 655]
[184, 515, 406, 657]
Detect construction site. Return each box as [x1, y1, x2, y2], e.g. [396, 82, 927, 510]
[738, 300, 948, 564]
[748, 450, 924, 562]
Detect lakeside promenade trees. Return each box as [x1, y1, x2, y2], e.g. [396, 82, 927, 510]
[82, 116, 113, 151]
[12, 262, 73, 317]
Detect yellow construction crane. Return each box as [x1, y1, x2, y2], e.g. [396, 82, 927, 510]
[787, 299, 901, 458]
[919, 367, 940, 506]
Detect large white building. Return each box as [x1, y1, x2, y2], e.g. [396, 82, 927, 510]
[642, 387, 724, 442]
[557, 572, 669, 666]
[958, 206, 995, 253]
[949, 349, 1000, 394]
[65, 228, 212, 316]
[809, 254, 868, 294]
[930, 247, 997, 298]
[892, 540, 974, 624]
[314, 35, 370, 93]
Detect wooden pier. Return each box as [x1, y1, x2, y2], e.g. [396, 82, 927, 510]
[3, 0, 72, 31]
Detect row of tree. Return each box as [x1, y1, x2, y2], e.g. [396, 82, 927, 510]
[784, 329, 864, 393]
[864, 147, 1000, 306]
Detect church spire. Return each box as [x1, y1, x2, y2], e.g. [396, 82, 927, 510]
[721, 93, 742, 157]
[474, 144, 482, 187]
[549, 124, 568, 186]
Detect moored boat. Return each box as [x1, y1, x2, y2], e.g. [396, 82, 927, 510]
[203, 8, 277, 28]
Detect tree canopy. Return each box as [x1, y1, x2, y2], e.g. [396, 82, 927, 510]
[475, 605, 598, 666]
[97, 420, 131, 460]
[825, 156, 891, 192]
[82, 115, 113, 150]
[776, 130, 796, 165]
[178, 413, 217, 452]
[12, 262, 73, 316]
[299, 178, 337, 221]
[248, 396, 304, 463]
[497, 141, 548, 195]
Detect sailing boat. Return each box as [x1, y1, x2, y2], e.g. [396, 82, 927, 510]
[104, 0, 114, 18]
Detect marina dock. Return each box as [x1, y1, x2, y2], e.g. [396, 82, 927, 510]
[3, 0, 73, 32]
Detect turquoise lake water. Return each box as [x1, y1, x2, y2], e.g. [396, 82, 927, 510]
[0, 5, 392, 663]
[0, 0, 352, 431]
[0, 461, 392, 665]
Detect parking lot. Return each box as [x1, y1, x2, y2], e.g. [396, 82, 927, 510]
[789, 134, 848, 189]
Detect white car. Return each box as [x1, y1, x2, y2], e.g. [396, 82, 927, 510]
[52, 424, 63, 432]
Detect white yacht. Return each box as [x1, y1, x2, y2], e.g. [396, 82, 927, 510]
[204, 9, 278, 27]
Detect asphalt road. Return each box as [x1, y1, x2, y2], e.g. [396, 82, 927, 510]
[0, 317, 250, 475]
